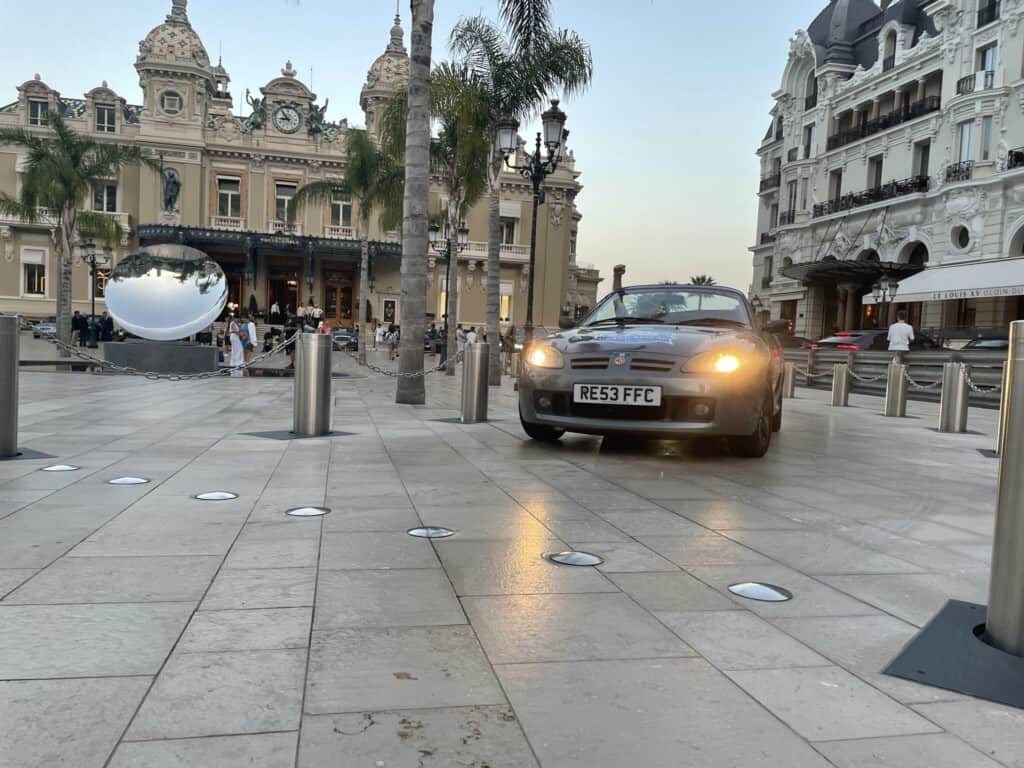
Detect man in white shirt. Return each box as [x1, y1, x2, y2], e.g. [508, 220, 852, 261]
[466, 326, 478, 345]
[887, 310, 914, 364]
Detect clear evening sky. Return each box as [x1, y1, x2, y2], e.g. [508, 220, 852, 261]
[2, 0, 828, 292]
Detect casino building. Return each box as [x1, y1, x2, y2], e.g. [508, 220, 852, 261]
[751, 0, 1024, 340]
[0, 0, 601, 328]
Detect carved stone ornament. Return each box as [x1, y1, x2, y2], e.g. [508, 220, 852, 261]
[551, 203, 564, 228]
[876, 219, 907, 250]
[788, 29, 814, 60]
[944, 188, 985, 223]
[465, 260, 477, 290]
[520, 264, 530, 291]
[0, 226, 12, 262]
[832, 220, 853, 259]
[250, 153, 265, 169]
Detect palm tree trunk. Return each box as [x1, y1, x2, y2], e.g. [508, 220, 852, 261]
[485, 148, 502, 386]
[445, 198, 460, 377]
[395, 0, 434, 404]
[358, 222, 370, 366]
[55, 205, 76, 358]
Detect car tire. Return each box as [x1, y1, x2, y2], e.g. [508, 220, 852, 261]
[728, 392, 772, 458]
[771, 389, 783, 433]
[520, 411, 565, 443]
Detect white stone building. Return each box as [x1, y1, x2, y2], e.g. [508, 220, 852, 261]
[751, 0, 1024, 341]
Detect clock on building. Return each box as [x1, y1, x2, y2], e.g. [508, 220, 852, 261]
[273, 105, 302, 134]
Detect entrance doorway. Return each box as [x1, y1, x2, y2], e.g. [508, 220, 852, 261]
[267, 262, 299, 323]
[323, 270, 355, 327]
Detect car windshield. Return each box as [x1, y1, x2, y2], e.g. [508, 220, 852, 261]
[582, 287, 751, 328]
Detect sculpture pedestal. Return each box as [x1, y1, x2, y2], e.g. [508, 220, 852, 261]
[103, 340, 218, 374]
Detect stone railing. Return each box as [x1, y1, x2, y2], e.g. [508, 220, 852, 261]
[463, 241, 531, 260]
[210, 216, 246, 231]
[324, 225, 356, 239]
[269, 220, 302, 236]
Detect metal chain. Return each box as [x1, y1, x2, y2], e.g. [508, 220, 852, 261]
[794, 366, 832, 380]
[964, 369, 1002, 394]
[904, 371, 942, 391]
[348, 348, 465, 378]
[847, 369, 887, 384]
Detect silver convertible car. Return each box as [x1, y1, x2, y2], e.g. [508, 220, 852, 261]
[518, 284, 784, 457]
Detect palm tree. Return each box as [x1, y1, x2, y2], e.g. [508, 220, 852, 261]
[451, 2, 592, 385]
[395, 0, 435, 405]
[690, 275, 717, 286]
[287, 129, 403, 364]
[0, 113, 149, 353]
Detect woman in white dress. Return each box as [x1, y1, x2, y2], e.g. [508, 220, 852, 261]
[228, 316, 244, 377]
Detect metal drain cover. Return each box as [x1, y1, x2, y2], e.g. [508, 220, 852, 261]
[108, 476, 150, 485]
[195, 491, 239, 501]
[42, 464, 80, 472]
[286, 506, 330, 517]
[407, 527, 455, 539]
[546, 550, 604, 566]
[728, 582, 793, 602]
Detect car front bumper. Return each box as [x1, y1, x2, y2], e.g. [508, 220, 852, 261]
[518, 365, 767, 437]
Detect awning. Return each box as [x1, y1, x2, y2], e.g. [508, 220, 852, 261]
[780, 258, 922, 285]
[862, 257, 1024, 304]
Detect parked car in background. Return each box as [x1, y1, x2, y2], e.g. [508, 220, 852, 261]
[963, 336, 1009, 351]
[770, 333, 811, 349]
[330, 327, 358, 352]
[32, 321, 56, 338]
[810, 330, 938, 351]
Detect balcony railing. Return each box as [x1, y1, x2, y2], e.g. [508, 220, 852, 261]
[1009, 147, 1024, 170]
[945, 160, 974, 183]
[759, 174, 781, 192]
[826, 96, 941, 151]
[805, 93, 818, 110]
[777, 210, 797, 226]
[812, 175, 929, 218]
[759, 232, 776, 245]
[978, 1, 1000, 27]
[787, 147, 798, 162]
[324, 224, 356, 239]
[957, 71, 994, 96]
[269, 220, 302, 236]
[462, 241, 531, 260]
[210, 216, 246, 231]
[882, 54, 896, 72]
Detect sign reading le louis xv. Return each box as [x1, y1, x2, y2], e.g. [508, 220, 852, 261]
[930, 285, 1024, 301]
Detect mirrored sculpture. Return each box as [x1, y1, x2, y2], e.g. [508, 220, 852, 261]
[105, 244, 228, 341]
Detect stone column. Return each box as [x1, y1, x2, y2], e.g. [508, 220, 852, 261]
[888, 301, 899, 325]
[843, 284, 859, 331]
[836, 287, 847, 332]
[870, 98, 881, 120]
[916, 79, 926, 102]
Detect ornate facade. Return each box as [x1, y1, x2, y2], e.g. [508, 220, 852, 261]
[0, 0, 600, 328]
[752, 0, 1024, 339]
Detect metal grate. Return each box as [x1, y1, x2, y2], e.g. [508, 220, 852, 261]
[629, 357, 674, 373]
[570, 356, 609, 370]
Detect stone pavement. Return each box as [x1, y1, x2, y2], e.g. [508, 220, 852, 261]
[1, 354, 1021, 767]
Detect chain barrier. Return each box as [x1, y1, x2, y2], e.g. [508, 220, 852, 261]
[347, 348, 465, 379]
[964, 369, 1002, 394]
[904, 371, 942, 391]
[847, 369, 887, 384]
[794, 366, 832, 380]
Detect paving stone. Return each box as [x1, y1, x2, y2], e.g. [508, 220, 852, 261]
[724, 530, 925, 575]
[725, 666, 941, 742]
[0, 569, 35, 598]
[320, 506, 421, 532]
[201, 567, 316, 610]
[638, 532, 773, 567]
[568, 540, 679, 573]
[110, 732, 298, 768]
[319, 531, 440, 569]
[3, 555, 220, 604]
[223, 538, 320, 569]
[597, 509, 707, 537]
[820, 572, 990, 627]
[816, 733, 1004, 768]
[913, 700, 1024, 768]
[0, 677, 151, 768]
[608, 572, 739, 612]
[0, 602, 192, 678]
[497, 658, 834, 767]
[177, 608, 311, 652]
[657, 610, 828, 670]
[657, 498, 804, 530]
[413, 505, 554, 539]
[298, 706, 537, 768]
[126, 649, 306, 740]
[314, 569, 464, 629]
[463, 593, 695, 663]
[306, 626, 505, 714]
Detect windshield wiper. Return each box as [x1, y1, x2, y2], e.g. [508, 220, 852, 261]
[673, 318, 749, 327]
[584, 317, 665, 327]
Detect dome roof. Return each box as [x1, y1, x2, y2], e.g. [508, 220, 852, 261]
[808, 0, 881, 65]
[360, 14, 409, 107]
[137, 0, 211, 72]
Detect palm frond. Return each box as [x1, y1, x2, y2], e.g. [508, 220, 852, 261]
[0, 126, 45, 151]
[77, 210, 123, 246]
[378, 92, 409, 163]
[286, 179, 348, 222]
[499, 0, 552, 55]
[449, 16, 507, 86]
[0, 194, 37, 221]
[538, 29, 594, 99]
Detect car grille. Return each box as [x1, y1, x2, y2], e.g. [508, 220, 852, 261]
[570, 356, 610, 370]
[629, 357, 674, 372]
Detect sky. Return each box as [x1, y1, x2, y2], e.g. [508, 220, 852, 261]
[1, 0, 830, 291]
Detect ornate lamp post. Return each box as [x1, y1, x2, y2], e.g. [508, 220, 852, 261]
[80, 238, 105, 348]
[429, 219, 469, 373]
[871, 275, 899, 328]
[496, 99, 568, 343]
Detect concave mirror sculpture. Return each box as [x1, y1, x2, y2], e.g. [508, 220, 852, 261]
[105, 244, 228, 341]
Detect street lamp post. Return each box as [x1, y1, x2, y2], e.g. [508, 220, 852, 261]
[429, 219, 469, 374]
[496, 99, 568, 343]
[81, 239, 100, 348]
[871, 275, 899, 329]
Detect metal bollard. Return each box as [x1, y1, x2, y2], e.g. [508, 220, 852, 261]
[782, 362, 796, 399]
[293, 333, 332, 436]
[883, 362, 908, 418]
[0, 316, 18, 458]
[997, 361, 1010, 455]
[831, 363, 850, 407]
[938, 362, 970, 433]
[987, 321, 1024, 655]
[511, 351, 521, 392]
[461, 343, 489, 423]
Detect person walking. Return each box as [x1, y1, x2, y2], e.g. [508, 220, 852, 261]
[887, 310, 914, 364]
[466, 326, 478, 346]
[99, 311, 114, 342]
[456, 324, 466, 356]
[387, 325, 399, 361]
[374, 323, 385, 350]
[243, 312, 258, 375]
[283, 316, 299, 370]
[228, 315, 245, 377]
[71, 311, 83, 347]
[270, 300, 281, 325]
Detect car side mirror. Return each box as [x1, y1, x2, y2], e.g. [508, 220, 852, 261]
[558, 317, 577, 330]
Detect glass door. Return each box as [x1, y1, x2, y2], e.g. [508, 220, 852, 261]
[323, 271, 354, 327]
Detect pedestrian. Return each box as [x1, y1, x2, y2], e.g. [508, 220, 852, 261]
[270, 300, 281, 325]
[284, 316, 298, 370]
[228, 315, 245, 377]
[243, 312, 258, 375]
[311, 301, 324, 327]
[466, 326, 478, 345]
[887, 310, 914, 364]
[374, 323, 385, 350]
[71, 311, 83, 346]
[387, 325, 399, 361]
[99, 311, 114, 342]
[456, 324, 466, 356]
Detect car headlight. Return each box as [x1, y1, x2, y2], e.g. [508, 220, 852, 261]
[682, 351, 747, 374]
[525, 344, 564, 369]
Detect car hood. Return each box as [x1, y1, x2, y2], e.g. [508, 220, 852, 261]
[543, 323, 766, 358]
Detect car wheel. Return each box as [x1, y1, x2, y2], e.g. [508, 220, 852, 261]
[728, 392, 772, 458]
[519, 410, 565, 443]
[771, 389, 783, 433]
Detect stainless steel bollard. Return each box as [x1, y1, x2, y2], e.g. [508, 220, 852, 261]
[511, 351, 521, 392]
[461, 343, 489, 423]
[293, 333, 332, 436]
[997, 361, 1010, 455]
[0, 316, 18, 458]
[831, 363, 850, 407]
[938, 362, 970, 433]
[987, 321, 1024, 655]
[883, 362, 908, 418]
[782, 362, 796, 399]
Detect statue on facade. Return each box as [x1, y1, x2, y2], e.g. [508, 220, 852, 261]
[161, 167, 181, 212]
[242, 89, 264, 132]
[308, 99, 329, 137]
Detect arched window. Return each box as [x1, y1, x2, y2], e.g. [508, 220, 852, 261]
[805, 71, 818, 110]
[883, 31, 897, 71]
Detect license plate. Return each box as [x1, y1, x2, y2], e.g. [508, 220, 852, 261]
[573, 384, 662, 406]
